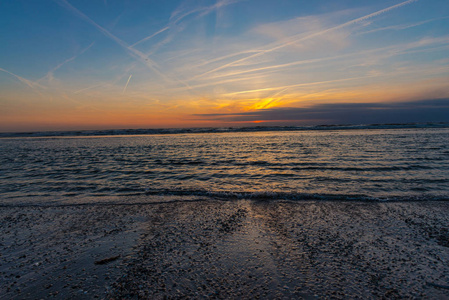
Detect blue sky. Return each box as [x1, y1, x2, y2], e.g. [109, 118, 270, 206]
[1, 0, 449, 131]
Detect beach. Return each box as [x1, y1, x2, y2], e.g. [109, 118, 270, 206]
[2, 199, 449, 299]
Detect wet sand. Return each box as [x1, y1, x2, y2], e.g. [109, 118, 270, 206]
[1, 200, 449, 299]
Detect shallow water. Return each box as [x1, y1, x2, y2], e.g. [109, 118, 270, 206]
[1, 128, 449, 204]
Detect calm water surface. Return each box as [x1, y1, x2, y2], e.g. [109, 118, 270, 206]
[1, 128, 449, 204]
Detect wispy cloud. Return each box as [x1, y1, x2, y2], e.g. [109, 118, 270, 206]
[196, 0, 419, 78]
[201, 35, 449, 83]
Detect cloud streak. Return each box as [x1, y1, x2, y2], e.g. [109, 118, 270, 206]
[194, 98, 449, 125]
[196, 0, 419, 78]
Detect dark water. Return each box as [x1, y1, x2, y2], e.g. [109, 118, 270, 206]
[1, 128, 449, 204]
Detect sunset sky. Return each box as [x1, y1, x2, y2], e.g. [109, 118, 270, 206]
[1, 0, 449, 132]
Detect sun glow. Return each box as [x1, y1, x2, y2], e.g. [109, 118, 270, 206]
[245, 98, 283, 111]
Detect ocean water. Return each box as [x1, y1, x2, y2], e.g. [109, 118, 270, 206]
[1, 127, 449, 205]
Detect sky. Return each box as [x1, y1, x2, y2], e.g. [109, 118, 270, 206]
[1, 0, 449, 132]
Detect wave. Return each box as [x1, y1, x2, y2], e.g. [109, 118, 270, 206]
[1, 122, 448, 138]
[142, 189, 449, 202]
[3, 188, 448, 207]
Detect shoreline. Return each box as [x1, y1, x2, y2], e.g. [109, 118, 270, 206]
[1, 122, 448, 139]
[1, 199, 449, 299]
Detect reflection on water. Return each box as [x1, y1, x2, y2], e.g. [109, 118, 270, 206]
[1, 128, 449, 202]
[110, 200, 449, 298]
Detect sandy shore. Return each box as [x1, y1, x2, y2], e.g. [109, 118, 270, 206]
[1, 199, 449, 299]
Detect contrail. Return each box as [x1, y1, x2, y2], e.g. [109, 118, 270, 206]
[54, 0, 202, 93]
[198, 42, 408, 81]
[130, 27, 169, 48]
[0, 67, 46, 90]
[0, 67, 35, 88]
[171, 0, 244, 24]
[38, 42, 95, 83]
[137, 0, 244, 64]
[122, 75, 132, 94]
[170, 74, 267, 92]
[0, 67, 47, 99]
[74, 83, 108, 94]
[197, 0, 418, 78]
[223, 75, 376, 96]
[53, 0, 170, 83]
[356, 16, 449, 36]
[195, 49, 263, 68]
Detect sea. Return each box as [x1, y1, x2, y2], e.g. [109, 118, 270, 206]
[1, 124, 449, 206]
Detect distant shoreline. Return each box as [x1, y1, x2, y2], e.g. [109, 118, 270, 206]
[1, 122, 448, 138]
